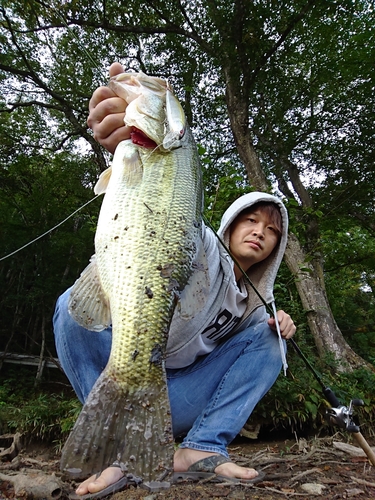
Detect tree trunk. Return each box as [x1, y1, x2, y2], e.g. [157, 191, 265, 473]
[285, 233, 372, 371]
[224, 71, 372, 372]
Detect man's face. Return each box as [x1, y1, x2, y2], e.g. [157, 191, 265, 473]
[229, 209, 280, 274]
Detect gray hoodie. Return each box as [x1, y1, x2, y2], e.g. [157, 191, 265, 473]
[165, 191, 288, 368]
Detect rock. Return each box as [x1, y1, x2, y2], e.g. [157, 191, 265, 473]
[345, 488, 365, 497]
[300, 482, 326, 495]
[240, 423, 261, 440]
[333, 441, 366, 457]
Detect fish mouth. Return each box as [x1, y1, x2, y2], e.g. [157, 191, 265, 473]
[130, 127, 158, 149]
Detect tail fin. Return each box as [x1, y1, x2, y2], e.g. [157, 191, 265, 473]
[60, 370, 174, 482]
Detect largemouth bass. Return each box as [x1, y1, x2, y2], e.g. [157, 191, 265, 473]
[60, 72, 207, 483]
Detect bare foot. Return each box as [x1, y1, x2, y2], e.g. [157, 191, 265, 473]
[75, 448, 258, 495]
[75, 466, 123, 496]
[174, 448, 259, 480]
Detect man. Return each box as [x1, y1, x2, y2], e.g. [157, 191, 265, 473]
[53, 64, 296, 497]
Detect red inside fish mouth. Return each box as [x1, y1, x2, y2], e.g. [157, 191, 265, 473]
[130, 127, 158, 149]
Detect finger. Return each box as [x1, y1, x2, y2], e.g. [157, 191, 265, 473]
[88, 96, 127, 128]
[109, 62, 124, 78]
[267, 317, 276, 329]
[98, 124, 132, 155]
[269, 312, 296, 339]
[281, 320, 296, 340]
[92, 112, 127, 138]
[89, 63, 124, 112]
[88, 87, 121, 115]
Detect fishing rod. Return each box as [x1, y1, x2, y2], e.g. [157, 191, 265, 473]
[203, 215, 375, 466]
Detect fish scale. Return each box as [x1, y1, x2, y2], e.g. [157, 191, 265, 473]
[98, 147, 199, 388]
[61, 74, 203, 483]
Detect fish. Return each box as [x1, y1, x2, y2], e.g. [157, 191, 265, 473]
[60, 72, 207, 483]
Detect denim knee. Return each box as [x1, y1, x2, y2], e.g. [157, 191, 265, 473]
[53, 288, 112, 403]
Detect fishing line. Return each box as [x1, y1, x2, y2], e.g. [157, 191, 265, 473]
[0, 194, 101, 262]
[0, 3, 108, 262]
[33, 0, 107, 80]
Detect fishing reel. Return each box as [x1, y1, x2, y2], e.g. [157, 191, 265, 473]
[324, 387, 364, 433]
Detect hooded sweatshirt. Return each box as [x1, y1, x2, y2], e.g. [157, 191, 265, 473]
[165, 192, 289, 369]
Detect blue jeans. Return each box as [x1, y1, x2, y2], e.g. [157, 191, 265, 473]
[53, 288, 285, 459]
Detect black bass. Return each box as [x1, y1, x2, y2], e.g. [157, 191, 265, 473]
[60, 72, 207, 482]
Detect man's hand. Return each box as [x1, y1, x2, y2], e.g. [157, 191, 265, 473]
[87, 63, 130, 154]
[268, 310, 296, 340]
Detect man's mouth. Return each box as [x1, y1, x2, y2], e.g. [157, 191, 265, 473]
[247, 240, 261, 249]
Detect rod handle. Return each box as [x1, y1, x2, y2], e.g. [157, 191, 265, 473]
[323, 387, 341, 407]
[353, 432, 375, 467]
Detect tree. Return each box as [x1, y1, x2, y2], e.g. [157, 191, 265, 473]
[1, 0, 374, 374]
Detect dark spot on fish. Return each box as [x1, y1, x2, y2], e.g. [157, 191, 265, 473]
[150, 231, 156, 237]
[144, 202, 153, 213]
[124, 226, 129, 231]
[193, 220, 201, 228]
[131, 349, 139, 360]
[113, 213, 118, 220]
[114, 236, 119, 240]
[149, 344, 162, 365]
[145, 286, 153, 298]
[159, 263, 175, 278]
[167, 278, 180, 292]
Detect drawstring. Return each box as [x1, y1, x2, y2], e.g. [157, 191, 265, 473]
[271, 301, 288, 375]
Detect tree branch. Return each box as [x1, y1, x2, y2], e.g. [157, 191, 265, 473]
[249, 0, 318, 87]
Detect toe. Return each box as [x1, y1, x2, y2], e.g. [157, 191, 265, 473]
[75, 467, 124, 495]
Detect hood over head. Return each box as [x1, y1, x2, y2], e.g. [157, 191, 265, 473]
[217, 192, 288, 307]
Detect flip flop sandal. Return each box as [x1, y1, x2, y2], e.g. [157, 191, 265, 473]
[69, 463, 142, 499]
[172, 454, 265, 484]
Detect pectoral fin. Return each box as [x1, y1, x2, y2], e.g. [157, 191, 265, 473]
[68, 255, 111, 331]
[94, 166, 112, 195]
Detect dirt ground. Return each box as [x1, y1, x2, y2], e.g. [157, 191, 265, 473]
[1, 434, 375, 499]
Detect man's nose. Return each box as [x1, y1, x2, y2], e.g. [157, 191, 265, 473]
[252, 224, 265, 237]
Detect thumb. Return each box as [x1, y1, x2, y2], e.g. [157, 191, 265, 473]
[267, 317, 276, 329]
[109, 62, 125, 78]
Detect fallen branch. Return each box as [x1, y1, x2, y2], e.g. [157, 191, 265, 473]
[291, 468, 323, 482]
[350, 476, 375, 488]
[264, 486, 309, 496]
[0, 470, 63, 499]
[0, 433, 23, 461]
